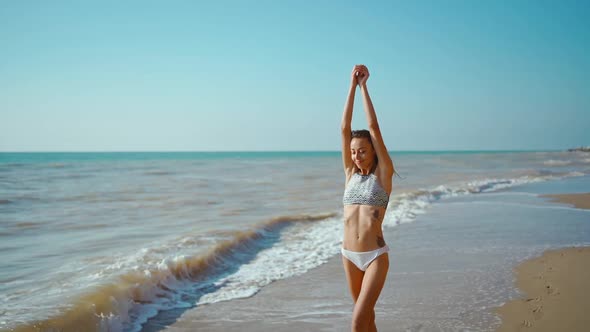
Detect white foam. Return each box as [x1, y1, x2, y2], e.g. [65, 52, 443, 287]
[196, 216, 342, 305]
[567, 171, 585, 177]
[26, 171, 589, 331]
[86, 215, 344, 331]
[383, 172, 585, 228]
[543, 159, 572, 166]
[135, 174, 588, 326]
[186, 172, 588, 319]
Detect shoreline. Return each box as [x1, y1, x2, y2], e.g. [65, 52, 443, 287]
[541, 192, 590, 209]
[495, 247, 590, 331]
[148, 187, 590, 331]
[495, 192, 590, 331]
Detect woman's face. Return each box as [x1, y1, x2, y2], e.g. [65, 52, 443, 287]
[350, 137, 375, 170]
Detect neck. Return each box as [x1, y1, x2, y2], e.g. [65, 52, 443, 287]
[358, 165, 374, 175]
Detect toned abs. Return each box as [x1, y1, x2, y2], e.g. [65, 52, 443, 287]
[343, 204, 387, 252]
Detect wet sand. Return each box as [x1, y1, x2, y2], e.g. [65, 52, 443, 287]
[495, 247, 590, 332]
[542, 192, 590, 209]
[496, 192, 590, 331]
[145, 240, 495, 332]
[146, 211, 507, 332]
[142, 253, 354, 331]
[146, 190, 590, 332]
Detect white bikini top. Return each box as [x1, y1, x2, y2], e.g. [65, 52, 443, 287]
[342, 173, 389, 208]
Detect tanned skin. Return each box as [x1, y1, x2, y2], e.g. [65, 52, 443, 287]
[341, 64, 395, 332]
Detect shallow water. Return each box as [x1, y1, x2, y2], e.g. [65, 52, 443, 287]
[386, 177, 590, 331]
[1, 151, 589, 331]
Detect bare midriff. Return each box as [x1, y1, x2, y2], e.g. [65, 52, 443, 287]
[343, 204, 387, 252]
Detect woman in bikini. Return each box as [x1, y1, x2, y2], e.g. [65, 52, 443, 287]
[341, 64, 395, 332]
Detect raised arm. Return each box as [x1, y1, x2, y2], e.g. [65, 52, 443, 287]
[357, 66, 395, 180]
[341, 66, 360, 178]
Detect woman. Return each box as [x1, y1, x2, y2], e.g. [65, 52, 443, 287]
[341, 64, 394, 332]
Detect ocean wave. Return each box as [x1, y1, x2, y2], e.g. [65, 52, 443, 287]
[6, 170, 587, 331]
[384, 170, 585, 227]
[7, 212, 338, 332]
[143, 170, 175, 176]
[12, 221, 45, 229]
[0, 163, 28, 167]
[543, 159, 572, 166]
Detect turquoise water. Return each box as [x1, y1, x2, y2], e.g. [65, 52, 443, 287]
[1, 151, 342, 163]
[380, 175, 590, 331]
[0, 150, 555, 163]
[1, 150, 589, 331]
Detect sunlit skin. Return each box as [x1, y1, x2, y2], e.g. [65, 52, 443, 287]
[343, 137, 387, 253]
[350, 138, 375, 175]
[341, 64, 395, 332]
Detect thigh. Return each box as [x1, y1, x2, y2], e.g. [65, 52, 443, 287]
[342, 255, 364, 302]
[355, 253, 389, 311]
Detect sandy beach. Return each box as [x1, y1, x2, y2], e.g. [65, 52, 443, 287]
[495, 247, 590, 331]
[496, 193, 590, 331]
[542, 192, 590, 210]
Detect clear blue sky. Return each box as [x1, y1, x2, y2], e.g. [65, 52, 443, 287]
[1, 0, 588, 151]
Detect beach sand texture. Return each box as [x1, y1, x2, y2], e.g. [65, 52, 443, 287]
[495, 247, 590, 332]
[496, 193, 590, 332]
[542, 192, 590, 210]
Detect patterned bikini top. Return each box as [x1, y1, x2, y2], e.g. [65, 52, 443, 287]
[342, 172, 390, 208]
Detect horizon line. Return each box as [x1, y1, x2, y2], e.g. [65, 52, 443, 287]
[0, 148, 569, 153]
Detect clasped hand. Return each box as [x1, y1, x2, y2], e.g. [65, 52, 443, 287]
[350, 64, 370, 87]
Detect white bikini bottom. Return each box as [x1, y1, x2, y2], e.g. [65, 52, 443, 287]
[341, 245, 390, 271]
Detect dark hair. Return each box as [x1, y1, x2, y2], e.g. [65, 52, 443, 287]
[351, 129, 378, 172]
[351, 129, 371, 141]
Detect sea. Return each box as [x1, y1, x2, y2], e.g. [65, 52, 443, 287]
[1, 150, 589, 331]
